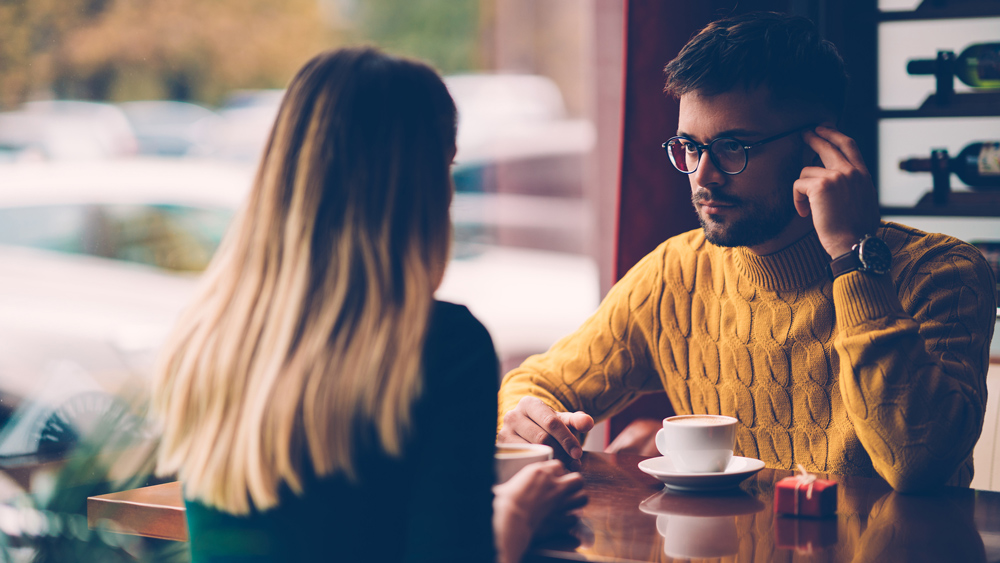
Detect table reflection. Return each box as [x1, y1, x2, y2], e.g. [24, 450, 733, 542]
[638, 489, 765, 559]
[531, 453, 1000, 563]
[853, 490, 986, 563]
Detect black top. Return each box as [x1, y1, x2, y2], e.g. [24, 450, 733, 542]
[184, 301, 499, 562]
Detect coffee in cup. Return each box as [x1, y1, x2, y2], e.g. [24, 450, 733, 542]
[494, 443, 553, 483]
[654, 414, 737, 473]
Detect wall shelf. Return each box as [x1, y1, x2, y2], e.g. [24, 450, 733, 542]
[882, 191, 1000, 217]
[879, 92, 1000, 118]
[879, 1, 1000, 22]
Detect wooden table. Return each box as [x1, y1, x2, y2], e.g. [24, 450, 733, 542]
[88, 481, 187, 541]
[89, 452, 1000, 562]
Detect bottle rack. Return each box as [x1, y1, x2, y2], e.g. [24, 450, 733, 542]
[877, 1, 1000, 218]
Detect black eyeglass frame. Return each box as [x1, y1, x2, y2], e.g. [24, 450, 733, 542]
[662, 124, 815, 175]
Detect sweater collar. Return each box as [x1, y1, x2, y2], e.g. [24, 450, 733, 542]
[733, 230, 830, 290]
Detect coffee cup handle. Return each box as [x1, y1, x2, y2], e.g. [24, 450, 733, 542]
[655, 428, 667, 456]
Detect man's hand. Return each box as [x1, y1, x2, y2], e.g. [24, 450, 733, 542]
[795, 125, 881, 258]
[604, 418, 661, 457]
[498, 396, 595, 460]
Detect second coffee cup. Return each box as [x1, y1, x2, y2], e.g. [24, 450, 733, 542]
[655, 414, 737, 473]
[494, 443, 554, 484]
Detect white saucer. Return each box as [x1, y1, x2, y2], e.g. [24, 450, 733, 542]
[638, 456, 765, 492]
[638, 488, 766, 517]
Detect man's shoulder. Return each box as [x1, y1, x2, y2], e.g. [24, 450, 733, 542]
[612, 228, 713, 291]
[880, 221, 985, 263]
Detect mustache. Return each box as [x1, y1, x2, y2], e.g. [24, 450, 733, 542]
[691, 189, 741, 206]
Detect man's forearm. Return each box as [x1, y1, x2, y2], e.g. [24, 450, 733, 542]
[834, 262, 995, 490]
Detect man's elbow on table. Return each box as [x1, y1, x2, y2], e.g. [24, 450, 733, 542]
[880, 454, 973, 493]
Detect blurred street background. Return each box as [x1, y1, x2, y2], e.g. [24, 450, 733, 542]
[0, 4, 624, 555]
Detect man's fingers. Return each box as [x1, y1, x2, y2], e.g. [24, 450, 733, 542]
[561, 411, 596, 433]
[802, 129, 849, 172]
[500, 397, 587, 458]
[498, 407, 539, 444]
[557, 412, 594, 459]
[497, 425, 530, 444]
[813, 125, 868, 174]
[793, 187, 811, 218]
[520, 398, 586, 459]
[803, 126, 869, 176]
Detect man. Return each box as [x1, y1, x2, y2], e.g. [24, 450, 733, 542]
[497, 11, 997, 491]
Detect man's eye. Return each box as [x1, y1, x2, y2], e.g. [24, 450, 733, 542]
[717, 139, 742, 153]
[681, 141, 698, 153]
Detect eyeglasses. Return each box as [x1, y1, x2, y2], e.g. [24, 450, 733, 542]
[662, 125, 813, 175]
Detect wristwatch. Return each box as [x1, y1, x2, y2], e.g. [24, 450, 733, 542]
[828, 234, 892, 279]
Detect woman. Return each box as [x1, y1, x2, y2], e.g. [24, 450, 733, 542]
[152, 47, 584, 563]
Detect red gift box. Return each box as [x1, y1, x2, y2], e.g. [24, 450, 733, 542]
[775, 516, 838, 553]
[773, 466, 837, 517]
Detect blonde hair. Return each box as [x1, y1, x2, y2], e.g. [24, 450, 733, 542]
[152, 48, 457, 515]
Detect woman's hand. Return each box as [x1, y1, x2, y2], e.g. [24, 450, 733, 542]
[492, 459, 587, 563]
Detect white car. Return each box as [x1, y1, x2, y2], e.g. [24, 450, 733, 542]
[0, 100, 139, 161]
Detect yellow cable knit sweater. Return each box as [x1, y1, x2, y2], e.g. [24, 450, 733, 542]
[498, 222, 997, 490]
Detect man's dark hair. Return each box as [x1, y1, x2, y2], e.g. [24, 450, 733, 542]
[663, 12, 849, 117]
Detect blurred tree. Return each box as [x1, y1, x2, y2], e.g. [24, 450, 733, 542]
[350, 0, 483, 74]
[0, 0, 335, 108]
[0, 0, 83, 109]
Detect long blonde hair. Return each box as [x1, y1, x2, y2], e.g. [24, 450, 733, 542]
[152, 48, 457, 514]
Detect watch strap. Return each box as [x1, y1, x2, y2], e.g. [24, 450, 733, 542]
[828, 248, 862, 279]
[828, 233, 891, 280]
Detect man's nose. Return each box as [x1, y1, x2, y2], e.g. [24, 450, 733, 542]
[690, 150, 726, 188]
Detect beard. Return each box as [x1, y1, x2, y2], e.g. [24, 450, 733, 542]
[694, 159, 802, 248]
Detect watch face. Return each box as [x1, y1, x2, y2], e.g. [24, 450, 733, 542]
[859, 236, 892, 275]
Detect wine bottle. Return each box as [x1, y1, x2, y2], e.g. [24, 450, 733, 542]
[907, 43, 1000, 90]
[899, 142, 1000, 189]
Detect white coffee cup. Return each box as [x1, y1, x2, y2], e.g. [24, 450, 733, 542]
[494, 443, 554, 483]
[654, 414, 737, 473]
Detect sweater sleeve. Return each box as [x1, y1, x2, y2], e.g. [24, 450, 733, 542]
[833, 233, 997, 491]
[497, 247, 668, 431]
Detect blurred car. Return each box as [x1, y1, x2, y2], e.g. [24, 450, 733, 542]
[191, 89, 285, 162]
[117, 100, 221, 157]
[445, 73, 597, 254]
[195, 76, 595, 184]
[0, 100, 138, 161]
[0, 158, 598, 459]
[0, 158, 254, 458]
[443, 73, 595, 166]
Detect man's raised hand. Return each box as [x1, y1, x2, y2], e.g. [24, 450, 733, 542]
[795, 125, 881, 259]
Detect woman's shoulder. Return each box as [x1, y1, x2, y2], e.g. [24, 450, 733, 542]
[424, 300, 498, 386]
[428, 300, 492, 343]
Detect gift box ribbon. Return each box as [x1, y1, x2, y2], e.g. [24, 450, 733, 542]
[790, 464, 817, 515]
